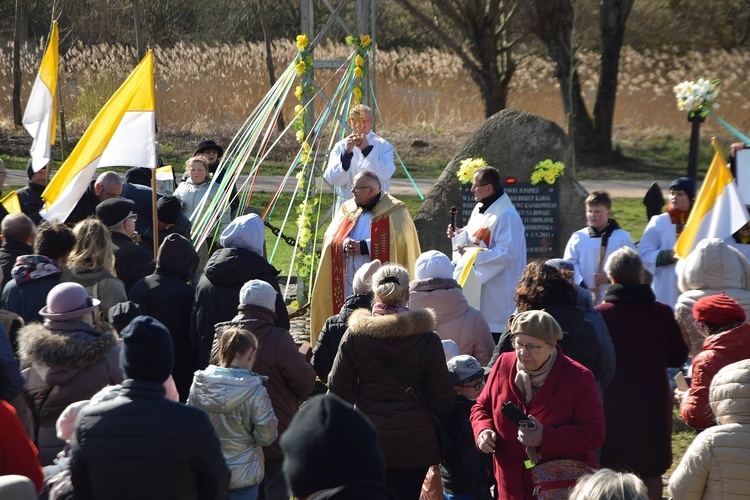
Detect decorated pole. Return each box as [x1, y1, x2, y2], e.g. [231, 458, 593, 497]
[673, 78, 721, 180]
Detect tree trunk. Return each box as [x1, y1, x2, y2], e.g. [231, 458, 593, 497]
[259, 0, 285, 131]
[593, 0, 634, 154]
[133, 0, 147, 61]
[12, 0, 24, 127]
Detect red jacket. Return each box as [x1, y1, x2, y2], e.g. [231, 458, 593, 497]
[470, 347, 605, 500]
[681, 323, 750, 430]
[0, 400, 44, 493]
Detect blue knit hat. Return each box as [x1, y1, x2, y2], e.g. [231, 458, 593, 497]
[670, 177, 696, 201]
[120, 316, 174, 383]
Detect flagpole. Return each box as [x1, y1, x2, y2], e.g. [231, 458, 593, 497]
[151, 173, 158, 257]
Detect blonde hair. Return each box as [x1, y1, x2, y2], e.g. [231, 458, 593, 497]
[185, 155, 209, 173]
[217, 326, 259, 368]
[68, 217, 116, 274]
[371, 264, 409, 306]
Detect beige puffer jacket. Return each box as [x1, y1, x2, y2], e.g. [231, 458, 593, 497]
[668, 359, 750, 499]
[675, 238, 750, 355]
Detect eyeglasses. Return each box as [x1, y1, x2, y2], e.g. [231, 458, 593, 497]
[462, 379, 484, 391]
[471, 182, 489, 188]
[351, 186, 371, 192]
[511, 339, 547, 354]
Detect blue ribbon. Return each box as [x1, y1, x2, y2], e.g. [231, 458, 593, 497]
[711, 113, 750, 144]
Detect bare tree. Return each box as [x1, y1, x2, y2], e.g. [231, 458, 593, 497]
[392, 0, 519, 117]
[13, 0, 25, 126]
[521, 0, 634, 158]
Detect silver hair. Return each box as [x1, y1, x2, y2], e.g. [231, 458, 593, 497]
[568, 469, 648, 500]
[605, 247, 643, 284]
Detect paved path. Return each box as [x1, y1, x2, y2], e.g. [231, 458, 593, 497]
[2, 169, 675, 199]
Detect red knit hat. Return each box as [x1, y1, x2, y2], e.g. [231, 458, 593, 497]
[693, 292, 746, 324]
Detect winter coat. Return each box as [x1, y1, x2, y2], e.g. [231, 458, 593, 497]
[214, 305, 315, 463]
[328, 308, 455, 469]
[576, 285, 616, 388]
[16, 182, 45, 225]
[408, 277, 495, 366]
[66, 183, 100, 225]
[1, 255, 62, 324]
[0, 399, 44, 494]
[669, 360, 750, 499]
[18, 321, 123, 465]
[69, 378, 230, 500]
[189, 365, 278, 490]
[62, 267, 127, 322]
[0, 321, 23, 402]
[680, 323, 750, 430]
[129, 269, 198, 402]
[194, 247, 289, 368]
[597, 283, 689, 477]
[311, 292, 372, 383]
[440, 395, 493, 500]
[110, 231, 154, 293]
[470, 346, 605, 500]
[675, 238, 750, 355]
[0, 238, 33, 289]
[491, 304, 604, 384]
[173, 177, 230, 236]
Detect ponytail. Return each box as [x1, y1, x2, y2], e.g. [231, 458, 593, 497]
[217, 326, 258, 368]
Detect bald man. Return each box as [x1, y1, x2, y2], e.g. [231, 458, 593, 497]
[67, 171, 123, 224]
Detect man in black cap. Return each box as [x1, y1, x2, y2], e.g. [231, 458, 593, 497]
[281, 394, 396, 499]
[96, 198, 154, 293]
[16, 159, 47, 224]
[70, 315, 230, 500]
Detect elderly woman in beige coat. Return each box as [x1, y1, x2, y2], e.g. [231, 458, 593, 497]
[669, 358, 750, 499]
[675, 238, 750, 356]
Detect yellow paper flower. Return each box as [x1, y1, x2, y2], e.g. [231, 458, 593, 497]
[456, 158, 488, 184]
[295, 59, 306, 75]
[354, 66, 364, 79]
[352, 86, 363, 101]
[355, 55, 365, 68]
[360, 35, 371, 47]
[302, 141, 311, 154]
[297, 212, 311, 229]
[298, 227, 313, 248]
[300, 152, 310, 164]
[294, 104, 304, 115]
[345, 35, 355, 45]
[296, 130, 305, 142]
[530, 159, 565, 185]
[296, 34, 308, 51]
[294, 85, 303, 100]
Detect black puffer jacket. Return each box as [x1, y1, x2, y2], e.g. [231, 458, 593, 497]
[328, 308, 455, 468]
[16, 182, 45, 224]
[312, 293, 372, 384]
[193, 247, 289, 368]
[491, 304, 603, 382]
[69, 379, 230, 500]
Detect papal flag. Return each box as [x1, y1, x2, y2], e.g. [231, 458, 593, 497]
[674, 139, 750, 258]
[22, 21, 58, 173]
[41, 50, 156, 222]
[0, 192, 22, 215]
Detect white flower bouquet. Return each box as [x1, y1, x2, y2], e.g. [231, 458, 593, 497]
[673, 78, 721, 119]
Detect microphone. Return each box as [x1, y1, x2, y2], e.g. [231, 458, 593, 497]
[450, 206, 457, 231]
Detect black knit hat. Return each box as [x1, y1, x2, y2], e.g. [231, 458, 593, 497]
[108, 300, 142, 333]
[157, 196, 182, 224]
[96, 198, 135, 227]
[281, 394, 385, 497]
[120, 315, 174, 383]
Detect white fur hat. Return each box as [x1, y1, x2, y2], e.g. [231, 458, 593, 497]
[239, 279, 277, 311]
[414, 250, 454, 281]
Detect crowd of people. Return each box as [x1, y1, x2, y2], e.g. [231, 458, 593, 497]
[1, 111, 750, 500]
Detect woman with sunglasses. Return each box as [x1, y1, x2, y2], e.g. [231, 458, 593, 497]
[471, 310, 605, 499]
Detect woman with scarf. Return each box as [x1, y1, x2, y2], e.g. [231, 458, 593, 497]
[471, 310, 605, 499]
[329, 264, 455, 500]
[638, 177, 695, 310]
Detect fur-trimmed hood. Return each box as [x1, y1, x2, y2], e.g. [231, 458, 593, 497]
[18, 322, 119, 385]
[347, 307, 436, 339]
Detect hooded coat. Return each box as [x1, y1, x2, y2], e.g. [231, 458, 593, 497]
[669, 360, 750, 499]
[328, 308, 455, 468]
[408, 277, 494, 366]
[214, 305, 315, 464]
[194, 248, 289, 368]
[129, 234, 200, 401]
[676, 238, 750, 355]
[110, 231, 154, 293]
[680, 323, 750, 430]
[189, 365, 278, 490]
[18, 321, 122, 465]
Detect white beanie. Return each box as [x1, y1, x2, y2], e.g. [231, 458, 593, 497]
[220, 213, 265, 255]
[239, 279, 277, 311]
[442, 339, 460, 362]
[353, 259, 382, 295]
[414, 250, 454, 281]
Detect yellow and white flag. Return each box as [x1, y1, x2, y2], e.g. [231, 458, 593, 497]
[674, 140, 750, 259]
[22, 21, 58, 173]
[0, 192, 22, 215]
[41, 50, 156, 222]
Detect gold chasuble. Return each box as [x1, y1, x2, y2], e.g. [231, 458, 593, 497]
[310, 193, 421, 344]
